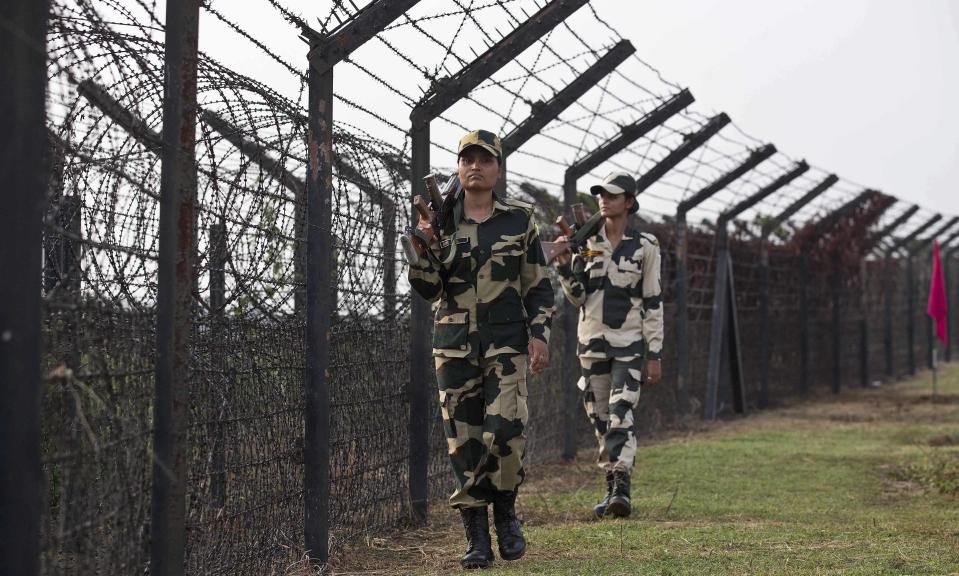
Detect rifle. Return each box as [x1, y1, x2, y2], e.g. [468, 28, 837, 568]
[540, 203, 604, 264]
[401, 173, 461, 266]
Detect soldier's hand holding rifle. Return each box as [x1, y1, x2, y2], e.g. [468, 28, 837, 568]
[401, 173, 459, 266]
[541, 204, 603, 265]
[412, 196, 435, 254]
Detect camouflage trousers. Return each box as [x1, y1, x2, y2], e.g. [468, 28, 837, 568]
[579, 355, 643, 474]
[436, 353, 528, 508]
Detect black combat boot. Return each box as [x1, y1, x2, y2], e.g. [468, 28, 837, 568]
[606, 470, 632, 517]
[592, 471, 615, 518]
[459, 506, 495, 569]
[491, 491, 526, 561]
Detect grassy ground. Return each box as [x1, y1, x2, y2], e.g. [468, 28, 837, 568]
[327, 366, 959, 575]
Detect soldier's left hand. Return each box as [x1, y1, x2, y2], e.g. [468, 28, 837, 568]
[528, 338, 549, 374]
[645, 360, 662, 387]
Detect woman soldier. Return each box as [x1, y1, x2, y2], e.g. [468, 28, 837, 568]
[408, 129, 554, 569]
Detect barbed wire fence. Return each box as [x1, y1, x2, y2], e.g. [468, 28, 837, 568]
[2, 0, 958, 574]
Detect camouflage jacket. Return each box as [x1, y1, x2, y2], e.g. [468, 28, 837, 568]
[557, 226, 663, 360]
[408, 192, 554, 358]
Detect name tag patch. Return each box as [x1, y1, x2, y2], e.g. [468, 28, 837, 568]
[441, 237, 471, 250]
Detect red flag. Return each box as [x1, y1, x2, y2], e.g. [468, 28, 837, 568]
[927, 240, 948, 346]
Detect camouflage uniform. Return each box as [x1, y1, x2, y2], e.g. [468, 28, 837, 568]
[558, 225, 662, 473]
[408, 187, 554, 509]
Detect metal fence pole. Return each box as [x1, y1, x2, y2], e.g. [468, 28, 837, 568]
[408, 123, 431, 523]
[0, 1, 49, 574]
[888, 214, 944, 377]
[674, 214, 690, 411]
[831, 250, 841, 393]
[859, 259, 869, 387]
[799, 249, 809, 394]
[304, 63, 334, 565]
[883, 254, 895, 377]
[676, 144, 776, 412]
[906, 253, 916, 375]
[151, 0, 200, 574]
[704, 227, 730, 420]
[758, 239, 770, 407]
[757, 173, 836, 405]
[561, 172, 578, 461]
[953, 253, 959, 360]
[949, 253, 957, 361]
[936, 235, 959, 362]
[301, 1, 422, 551]
[707, 161, 809, 409]
[209, 221, 227, 508]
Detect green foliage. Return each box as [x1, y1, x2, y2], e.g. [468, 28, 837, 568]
[894, 448, 959, 496]
[753, 213, 791, 241]
[575, 191, 598, 215]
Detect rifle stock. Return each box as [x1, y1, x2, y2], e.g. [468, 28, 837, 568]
[401, 173, 462, 265]
[541, 208, 604, 264]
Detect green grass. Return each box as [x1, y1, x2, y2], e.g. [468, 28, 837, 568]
[332, 367, 959, 575]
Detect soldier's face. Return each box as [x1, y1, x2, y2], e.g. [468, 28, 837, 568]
[598, 190, 632, 218]
[458, 147, 501, 193]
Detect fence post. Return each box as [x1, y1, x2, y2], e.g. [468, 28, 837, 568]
[906, 253, 916, 376]
[707, 161, 809, 410]
[209, 220, 227, 508]
[799, 249, 809, 394]
[953, 251, 959, 360]
[675, 214, 690, 410]
[704, 228, 731, 420]
[831, 250, 841, 393]
[801, 189, 885, 392]
[883, 254, 894, 377]
[561, 173, 579, 460]
[865, 205, 915, 379]
[859, 259, 869, 387]
[758, 173, 836, 405]
[0, 0, 49, 574]
[408, 123, 431, 522]
[676, 144, 775, 412]
[758, 239, 770, 406]
[882, 212, 940, 378]
[151, 0, 200, 574]
[935, 233, 959, 362]
[300, 2, 423, 554]
[303, 50, 334, 568]
[948, 247, 959, 362]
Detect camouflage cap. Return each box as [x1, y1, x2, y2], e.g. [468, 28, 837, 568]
[590, 171, 639, 214]
[458, 129, 502, 161]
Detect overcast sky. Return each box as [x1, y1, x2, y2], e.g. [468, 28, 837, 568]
[196, 0, 959, 221]
[599, 0, 959, 216]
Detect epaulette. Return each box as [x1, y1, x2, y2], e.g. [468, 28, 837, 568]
[639, 232, 660, 246]
[502, 196, 535, 216]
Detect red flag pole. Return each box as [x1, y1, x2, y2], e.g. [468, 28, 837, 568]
[927, 240, 948, 396]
